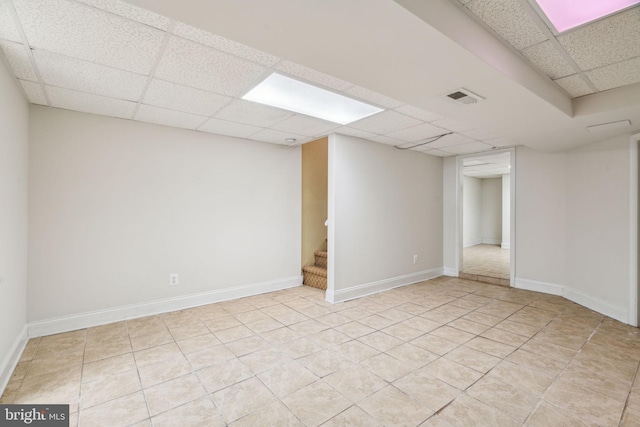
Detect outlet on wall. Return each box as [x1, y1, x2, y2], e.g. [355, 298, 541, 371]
[413, 255, 418, 264]
[169, 273, 179, 286]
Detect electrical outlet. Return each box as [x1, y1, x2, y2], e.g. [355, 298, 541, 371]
[413, 255, 418, 264]
[169, 273, 179, 286]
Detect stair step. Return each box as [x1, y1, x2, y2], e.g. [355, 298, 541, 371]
[303, 268, 327, 290]
[314, 250, 327, 258]
[314, 250, 327, 268]
[302, 265, 327, 277]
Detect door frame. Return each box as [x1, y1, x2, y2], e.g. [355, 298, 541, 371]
[454, 148, 516, 286]
[629, 132, 640, 326]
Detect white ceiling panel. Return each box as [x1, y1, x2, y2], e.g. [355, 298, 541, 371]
[135, 104, 207, 129]
[386, 122, 448, 143]
[460, 128, 498, 141]
[173, 22, 280, 67]
[466, 0, 547, 50]
[344, 85, 403, 108]
[275, 60, 352, 91]
[47, 85, 136, 119]
[370, 134, 405, 146]
[19, 79, 46, 104]
[154, 36, 266, 96]
[421, 149, 454, 157]
[0, 40, 36, 80]
[198, 118, 262, 139]
[441, 141, 494, 155]
[13, 0, 165, 74]
[0, 1, 21, 43]
[271, 114, 339, 137]
[215, 99, 293, 127]
[586, 57, 640, 92]
[334, 126, 377, 140]
[349, 110, 421, 134]
[248, 128, 308, 145]
[74, 0, 170, 30]
[554, 74, 595, 98]
[143, 79, 232, 116]
[33, 49, 147, 101]
[431, 117, 473, 132]
[557, 8, 640, 71]
[521, 40, 575, 80]
[482, 137, 516, 148]
[393, 104, 443, 122]
[426, 133, 474, 149]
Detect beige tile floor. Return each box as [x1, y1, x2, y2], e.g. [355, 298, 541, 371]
[462, 244, 510, 283]
[2, 276, 640, 426]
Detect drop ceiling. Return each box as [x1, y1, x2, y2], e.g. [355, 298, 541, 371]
[1, 0, 639, 156]
[463, 152, 511, 178]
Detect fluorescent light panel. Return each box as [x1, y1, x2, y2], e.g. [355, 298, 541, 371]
[242, 73, 383, 125]
[534, 0, 640, 33]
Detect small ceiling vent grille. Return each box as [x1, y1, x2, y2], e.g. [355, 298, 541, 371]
[445, 88, 484, 105]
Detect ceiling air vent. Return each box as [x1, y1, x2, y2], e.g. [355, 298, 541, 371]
[445, 88, 484, 105]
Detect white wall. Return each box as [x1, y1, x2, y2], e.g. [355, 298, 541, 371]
[501, 174, 510, 249]
[481, 177, 502, 245]
[564, 135, 630, 318]
[28, 107, 302, 325]
[328, 134, 443, 301]
[0, 60, 29, 391]
[442, 157, 457, 275]
[463, 176, 482, 247]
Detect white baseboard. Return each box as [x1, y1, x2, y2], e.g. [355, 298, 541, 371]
[482, 238, 501, 245]
[326, 268, 443, 304]
[463, 239, 482, 248]
[514, 278, 563, 296]
[515, 277, 628, 324]
[443, 267, 458, 277]
[28, 275, 303, 338]
[501, 242, 510, 249]
[0, 325, 28, 396]
[563, 287, 628, 324]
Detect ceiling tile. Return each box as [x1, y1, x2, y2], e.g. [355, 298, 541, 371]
[0, 40, 36, 80]
[370, 134, 406, 146]
[154, 36, 267, 96]
[586, 57, 640, 92]
[421, 149, 455, 157]
[431, 117, 473, 132]
[343, 85, 403, 108]
[135, 104, 207, 129]
[441, 141, 494, 155]
[275, 60, 352, 91]
[172, 22, 279, 67]
[393, 104, 443, 122]
[74, 0, 170, 30]
[19, 79, 46, 104]
[557, 8, 640, 71]
[349, 110, 421, 134]
[143, 79, 232, 116]
[47, 85, 136, 119]
[33, 49, 147, 101]
[460, 128, 498, 140]
[13, 0, 164, 74]
[215, 99, 293, 127]
[466, 0, 548, 50]
[553, 74, 595, 98]
[426, 133, 475, 149]
[482, 137, 517, 147]
[271, 114, 340, 137]
[521, 40, 576, 79]
[386, 122, 448, 143]
[199, 118, 263, 139]
[333, 126, 377, 140]
[248, 128, 308, 145]
[0, 1, 21, 43]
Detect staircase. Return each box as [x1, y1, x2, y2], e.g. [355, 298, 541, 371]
[303, 250, 327, 290]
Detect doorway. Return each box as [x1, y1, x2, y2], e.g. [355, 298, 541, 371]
[458, 150, 514, 286]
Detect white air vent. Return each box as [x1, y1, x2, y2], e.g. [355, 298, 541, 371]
[444, 88, 484, 105]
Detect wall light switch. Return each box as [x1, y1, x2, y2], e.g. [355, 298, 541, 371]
[169, 273, 179, 286]
[413, 255, 418, 264]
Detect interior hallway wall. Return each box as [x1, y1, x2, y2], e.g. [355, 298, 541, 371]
[301, 138, 328, 267]
[463, 176, 482, 247]
[28, 106, 302, 324]
[481, 177, 502, 245]
[0, 59, 29, 390]
[502, 174, 510, 249]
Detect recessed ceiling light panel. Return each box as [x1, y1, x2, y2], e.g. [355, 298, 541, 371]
[533, 0, 640, 33]
[242, 73, 383, 125]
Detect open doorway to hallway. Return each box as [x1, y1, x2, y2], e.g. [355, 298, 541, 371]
[459, 151, 511, 286]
